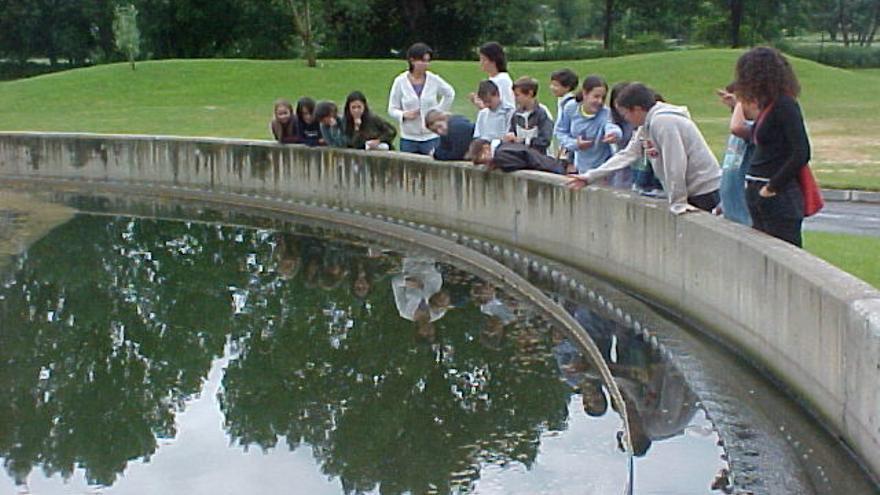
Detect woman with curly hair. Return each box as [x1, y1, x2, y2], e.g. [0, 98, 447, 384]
[733, 46, 810, 247]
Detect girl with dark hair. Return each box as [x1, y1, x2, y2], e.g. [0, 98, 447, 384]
[470, 41, 515, 109]
[554, 75, 622, 174]
[734, 46, 810, 246]
[388, 42, 456, 155]
[269, 99, 300, 144]
[343, 91, 397, 150]
[295, 97, 321, 146]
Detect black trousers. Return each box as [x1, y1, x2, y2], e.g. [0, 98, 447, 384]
[746, 180, 804, 247]
[688, 190, 720, 212]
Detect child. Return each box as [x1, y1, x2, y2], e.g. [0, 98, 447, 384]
[470, 41, 515, 109]
[608, 84, 663, 195]
[473, 80, 515, 142]
[503, 76, 553, 155]
[467, 139, 564, 174]
[296, 97, 322, 146]
[424, 110, 474, 161]
[269, 99, 300, 144]
[555, 75, 622, 174]
[549, 69, 579, 122]
[314, 100, 347, 148]
[343, 91, 397, 151]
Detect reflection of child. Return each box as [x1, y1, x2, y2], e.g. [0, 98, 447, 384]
[392, 257, 449, 322]
[579, 378, 608, 417]
[274, 233, 301, 280]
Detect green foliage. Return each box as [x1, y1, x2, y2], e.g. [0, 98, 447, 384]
[508, 33, 670, 61]
[113, 4, 140, 71]
[778, 40, 880, 68]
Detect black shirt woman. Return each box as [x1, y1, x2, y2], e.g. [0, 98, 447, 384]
[733, 47, 810, 247]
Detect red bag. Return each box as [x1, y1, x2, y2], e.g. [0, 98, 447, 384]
[798, 164, 824, 217]
[755, 101, 824, 217]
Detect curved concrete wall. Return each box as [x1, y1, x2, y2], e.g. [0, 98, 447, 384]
[1, 132, 879, 478]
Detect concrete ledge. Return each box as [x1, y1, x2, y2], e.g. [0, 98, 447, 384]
[851, 190, 880, 204]
[1, 131, 879, 479]
[821, 188, 852, 202]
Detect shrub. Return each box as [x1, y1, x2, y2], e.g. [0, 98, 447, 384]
[777, 41, 880, 68]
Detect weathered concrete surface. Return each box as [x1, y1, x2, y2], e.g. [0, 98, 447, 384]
[1, 131, 879, 479]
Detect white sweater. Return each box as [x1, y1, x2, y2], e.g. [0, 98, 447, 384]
[388, 71, 456, 141]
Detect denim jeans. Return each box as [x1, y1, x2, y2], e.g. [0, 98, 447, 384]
[400, 138, 440, 156]
[746, 180, 804, 247]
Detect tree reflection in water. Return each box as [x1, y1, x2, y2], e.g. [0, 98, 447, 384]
[0, 215, 702, 493]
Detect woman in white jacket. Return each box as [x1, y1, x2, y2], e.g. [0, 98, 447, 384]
[388, 42, 456, 155]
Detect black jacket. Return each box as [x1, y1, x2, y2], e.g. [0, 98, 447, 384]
[490, 142, 565, 174]
[434, 115, 474, 161]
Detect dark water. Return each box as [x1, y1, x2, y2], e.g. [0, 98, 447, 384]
[0, 215, 723, 494]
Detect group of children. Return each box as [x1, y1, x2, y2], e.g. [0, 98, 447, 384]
[271, 92, 398, 151]
[270, 61, 662, 197]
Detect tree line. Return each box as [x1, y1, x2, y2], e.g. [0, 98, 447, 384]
[0, 0, 877, 68]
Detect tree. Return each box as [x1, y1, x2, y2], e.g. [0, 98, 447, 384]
[729, 0, 745, 47]
[603, 0, 615, 49]
[113, 4, 140, 70]
[287, 0, 316, 67]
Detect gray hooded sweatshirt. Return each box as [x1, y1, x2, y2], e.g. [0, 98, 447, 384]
[582, 102, 721, 211]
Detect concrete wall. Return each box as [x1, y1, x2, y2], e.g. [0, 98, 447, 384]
[1, 132, 879, 477]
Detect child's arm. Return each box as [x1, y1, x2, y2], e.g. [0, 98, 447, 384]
[377, 116, 397, 143]
[568, 127, 644, 188]
[473, 110, 485, 139]
[603, 120, 623, 143]
[554, 102, 578, 151]
[533, 107, 555, 151]
[729, 102, 751, 140]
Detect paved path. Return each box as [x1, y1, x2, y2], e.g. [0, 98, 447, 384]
[804, 201, 880, 237]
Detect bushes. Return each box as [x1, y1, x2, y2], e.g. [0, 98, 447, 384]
[508, 33, 671, 61]
[777, 41, 880, 68]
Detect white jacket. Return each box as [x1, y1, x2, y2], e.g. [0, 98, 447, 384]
[388, 71, 455, 141]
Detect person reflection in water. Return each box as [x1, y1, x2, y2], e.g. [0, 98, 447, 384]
[274, 233, 301, 280]
[392, 256, 452, 341]
[612, 343, 699, 457]
[471, 281, 516, 350]
[559, 302, 699, 457]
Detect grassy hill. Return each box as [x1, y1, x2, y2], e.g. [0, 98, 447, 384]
[0, 49, 878, 189]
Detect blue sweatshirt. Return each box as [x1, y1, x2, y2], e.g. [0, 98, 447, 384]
[434, 115, 475, 161]
[555, 100, 622, 173]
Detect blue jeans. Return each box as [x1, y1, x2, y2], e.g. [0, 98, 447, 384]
[400, 138, 440, 156]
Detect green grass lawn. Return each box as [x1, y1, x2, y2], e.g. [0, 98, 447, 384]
[0, 51, 877, 286]
[1, 49, 879, 188]
[804, 231, 880, 288]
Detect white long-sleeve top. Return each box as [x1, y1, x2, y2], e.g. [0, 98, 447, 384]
[388, 71, 455, 142]
[490, 72, 515, 109]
